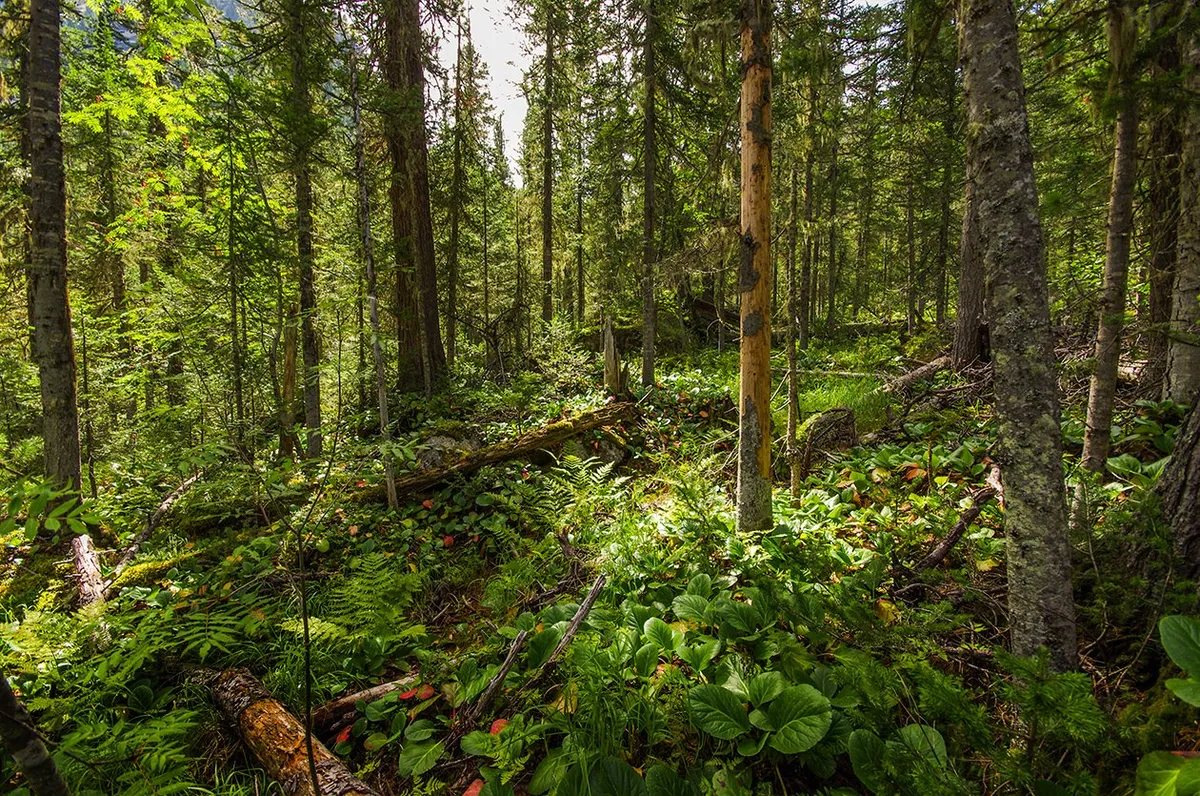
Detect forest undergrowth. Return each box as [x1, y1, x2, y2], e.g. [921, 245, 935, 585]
[2, 330, 1197, 796]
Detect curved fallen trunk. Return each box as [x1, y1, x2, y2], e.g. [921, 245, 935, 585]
[209, 668, 377, 796]
[359, 403, 637, 502]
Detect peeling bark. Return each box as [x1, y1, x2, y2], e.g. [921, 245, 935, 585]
[210, 669, 377, 796]
[736, 0, 774, 532]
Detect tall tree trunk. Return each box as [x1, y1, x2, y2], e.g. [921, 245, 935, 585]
[641, 0, 657, 387]
[280, 307, 299, 459]
[28, 0, 81, 491]
[905, 161, 917, 334]
[286, 0, 322, 457]
[953, 154, 987, 368]
[0, 675, 69, 796]
[227, 127, 245, 449]
[1143, 16, 1181, 394]
[446, 16, 465, 370]
[825, 138, 838, 333]
[515, 194, 526, 364]
[576, 140, 585, 326]
[349, 36, 397, 508]
[787, 164, 801, 497]
[1166, 31, 1200, 403]
[401, 0, 446, 391]
[1080, 0, 1139, 473]
[736, 0, 773, 532]
[381, 0, 424, 394]
[541, 19, 555, 324]
[963, 0, 1077, 671]
[799, 83, 816, 349]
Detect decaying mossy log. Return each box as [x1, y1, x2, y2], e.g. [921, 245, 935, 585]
[360, 403, 637, 502]
[209, 668, 377, 796]
[881, 355, 951, 394]
[793, 407, 857, 478]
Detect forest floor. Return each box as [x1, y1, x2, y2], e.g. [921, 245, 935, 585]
[2, 329, 1197, 795]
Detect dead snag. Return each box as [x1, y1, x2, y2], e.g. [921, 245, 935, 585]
[359, 404, 637, 502]
[72, 533, 105, 607]
[210, 668, 377, 796]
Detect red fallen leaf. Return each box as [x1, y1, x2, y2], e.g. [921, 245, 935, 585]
[356, 480, 367, 488]
[489, 719, 509, 735]
[416, 684, 435, 700]
[471, 534, 480, 543]
[422, 499, 434, 509]
[336, 725, 352, 744]
[348, 525, 359, 535]
[443, 535, 455, 548]
[463, 780, 485, 796]
[399, 687, 419, 700]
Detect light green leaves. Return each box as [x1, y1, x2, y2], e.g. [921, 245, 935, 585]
[397, 739, 443, 777]
[687, 684, 752, 740]
[1135, 752, 1200, 796]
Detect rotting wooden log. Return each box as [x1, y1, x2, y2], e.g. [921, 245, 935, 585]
[209, 668, 378, 796]
[311, 674, 418, 735]
[72, 533, 106, 607]
[881, 355, 951, 394]
[359, 404, 637, 502]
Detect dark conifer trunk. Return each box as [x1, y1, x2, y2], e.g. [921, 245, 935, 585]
[28, 0, 81, 491]
[642, 0, 657, 387]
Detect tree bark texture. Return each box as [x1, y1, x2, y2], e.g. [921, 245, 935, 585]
[1081, 0, 1138, 473]
[381, 0, 424, 394]
[788, 165, 801, 497]
[953, 154, 987, 368]
[28, 0, 81, 491]
[641, 0, 658, 388]
[736, 0, 773, 532]
[962, 0, 1078, 671]
[1158, 403, 1200, 582]
[1166, 31, 1200, 404]
[541, 20, 555, 324]
[446, 17, 465, 370]
[400, 0, 446, 390]
[286, 0, 322, 458]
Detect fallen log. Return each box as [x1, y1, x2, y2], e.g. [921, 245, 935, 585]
[913, 466, 1002, 572]
[210, 668, 377, 796]
[882, 355, 951, 394]
[72, 533, 106, 607]
[360, 403, 637, 502]
[311, 675, 418, 735]
[97, 471, 204, 600]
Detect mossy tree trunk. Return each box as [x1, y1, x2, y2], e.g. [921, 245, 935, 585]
[962, 0, 1078, 671]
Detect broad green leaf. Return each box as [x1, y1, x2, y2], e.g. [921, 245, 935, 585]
[527, 627, 563, 669]
[672, 594, 711, 624]
[529, 749, 568, 794]
[1161, 616, 1200, 678]
[404, 719, 435, 741]
[890, 724, 947, 768]
[747, 671, 787, 707]
[686, 573, 712, 596]
[1136, 752, 1200, 796]
[635, 642, 660, 678]
[588, 757, 649, 796]
[644, 617, 681, 654]
[679, 639, 720, 673]
[460, 730, 496, 757]
[397, 739, 444, 777]
[766, 685, 831, 754]
[1166, 678, 1200, 707]
[688, 684, 750, 740]
[848, 730, 888, 794]
[645, 765, 700, 796]
[363, 731, 389, 751]
[748, 708, 774, 731]
[737, 733, 770, 756]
